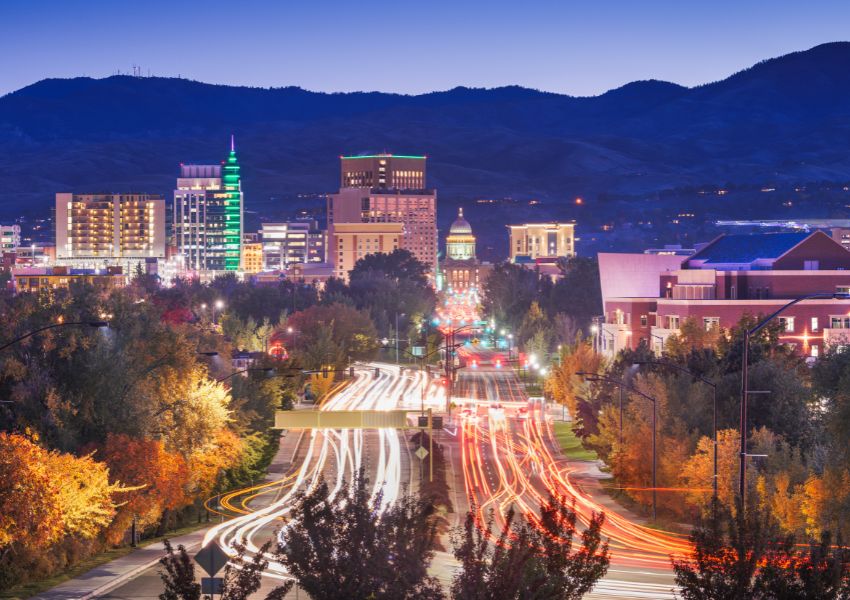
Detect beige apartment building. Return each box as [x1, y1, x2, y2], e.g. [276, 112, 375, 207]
[55, 193, 166, 269]
[508, 222, 576, 263]
[332, 222, 403, 281]
[242, 242, 264, 274]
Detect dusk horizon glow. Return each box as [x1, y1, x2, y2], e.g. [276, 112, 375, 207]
[3, 0, 850, 97]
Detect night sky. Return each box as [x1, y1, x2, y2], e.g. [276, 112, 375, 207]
[3, 0, 849, 97]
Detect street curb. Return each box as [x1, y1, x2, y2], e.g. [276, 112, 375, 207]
[78, 540, 204, 599]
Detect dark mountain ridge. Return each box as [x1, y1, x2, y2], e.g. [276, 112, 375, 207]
[2, 42, 850, 250]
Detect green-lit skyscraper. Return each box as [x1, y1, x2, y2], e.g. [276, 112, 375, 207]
[173, 137, 244, 273]
[222, 135, 243, 271]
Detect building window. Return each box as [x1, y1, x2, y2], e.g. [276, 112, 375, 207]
[812, 317, 819, 332]
[667, 315, 680, 330]
[640, 315, 648, 327]
[779, 316, 795, 332]
[804, 260, 819, 270]
[830, 316, 850, 329]
[703, 317, 720, 331]
[811, 344, 819, 358]
[837, 286, 850, 295]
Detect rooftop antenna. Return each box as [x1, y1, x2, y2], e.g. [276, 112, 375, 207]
[230, 134, 235, 152]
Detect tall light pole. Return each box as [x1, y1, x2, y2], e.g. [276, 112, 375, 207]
[0, 320, 109, 353]
[395, 312, 406, 365]
[739, 292, 848, 512]
[635, 360, 717, 504]
[577, 371, 658, 521]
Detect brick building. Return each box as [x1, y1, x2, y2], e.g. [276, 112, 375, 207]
[598, 231, 850, 359]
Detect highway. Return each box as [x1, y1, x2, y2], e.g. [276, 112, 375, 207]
[101, 351, 682, 598]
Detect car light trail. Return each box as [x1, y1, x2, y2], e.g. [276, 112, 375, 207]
[201, 362, 419, 582]
[457, 365, 693, 572]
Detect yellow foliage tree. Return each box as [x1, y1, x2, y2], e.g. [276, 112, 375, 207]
[46, 450, 129, 540]
[188, 428, 244, 498]
[545, 336, 605, 419]
[0, 432, 129, 550]
[800, 468, 850, 540]
[680, 428, 741, 513]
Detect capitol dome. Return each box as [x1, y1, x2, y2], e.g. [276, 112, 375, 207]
[449, 207, 473, 235]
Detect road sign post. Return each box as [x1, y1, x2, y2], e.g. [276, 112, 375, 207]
[201, 577, 224, 595]
[195, 542, 229, 578]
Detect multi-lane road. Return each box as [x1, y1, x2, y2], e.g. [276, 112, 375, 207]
[99, 355, 682, 598]
[452, 350, 680, 598]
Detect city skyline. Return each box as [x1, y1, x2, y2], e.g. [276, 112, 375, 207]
[2, 1, 850, 97]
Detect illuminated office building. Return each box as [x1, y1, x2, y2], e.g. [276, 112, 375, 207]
[329, 154, 436, 275]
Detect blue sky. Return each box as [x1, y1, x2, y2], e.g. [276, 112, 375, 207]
[2, 0, 849, 97]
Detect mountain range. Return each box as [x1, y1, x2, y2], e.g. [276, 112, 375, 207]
[2, 42, 850, 252]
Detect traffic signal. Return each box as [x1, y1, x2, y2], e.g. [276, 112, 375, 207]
[472, 338, 480, 346]
[471, 359, 478, 368]
[495, 359, 502, 368]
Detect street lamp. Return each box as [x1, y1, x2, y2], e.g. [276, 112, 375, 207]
[216, 367, 277, 383]
[739, 292, 849, 512]
[636, 360, 717, 504]
[577, 371, 659, 521]
[0, 320, 109, 353]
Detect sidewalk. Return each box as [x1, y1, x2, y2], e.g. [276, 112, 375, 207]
[30, 528, 211, 600]
[32, 430, 302, 600]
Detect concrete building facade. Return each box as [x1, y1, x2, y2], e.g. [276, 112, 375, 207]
[508, 222, 576, 263]
[331, 222, 403, 281]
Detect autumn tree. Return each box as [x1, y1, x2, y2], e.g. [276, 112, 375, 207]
[275, 472, 443, 600]
[545, 336, 605, 436]
[100, 434, 190, 542]
[0, 432, 65, 551]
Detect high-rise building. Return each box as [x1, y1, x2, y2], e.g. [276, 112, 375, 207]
[331, 222, 403, 281]
[222, 139, 243, 271]
[260, 220, 326, 270]
[508, 222, 576, 263]
[172, 138, 244, 273]
[55, 193, 166, 269]
[0, 225, 20, 250]
[329, 154, 436, 275]
[340, 154, 426, 189]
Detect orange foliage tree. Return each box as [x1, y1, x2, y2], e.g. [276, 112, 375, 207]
[0, 432, 65, 550]
[0, 432, 127, 551]
[100, 433, 190, 543]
